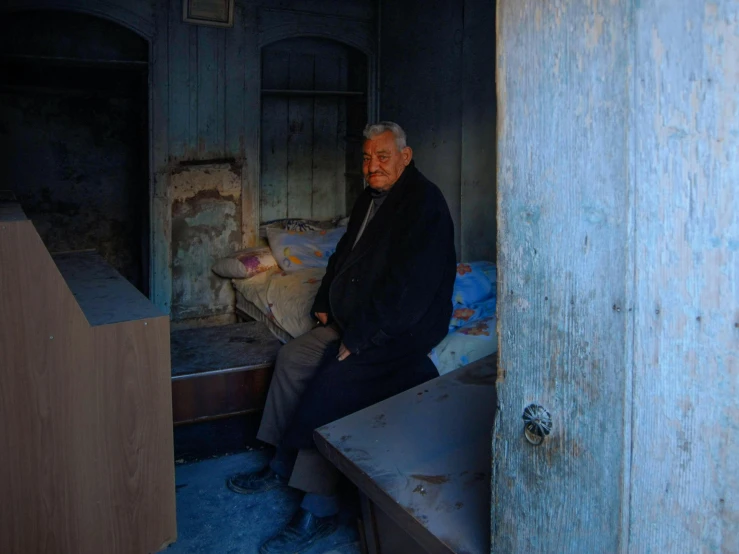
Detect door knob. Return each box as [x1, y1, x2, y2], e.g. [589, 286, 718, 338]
[522, 404, 552, 445]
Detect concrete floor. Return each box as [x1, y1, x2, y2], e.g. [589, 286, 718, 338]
[166, 451, 361, 554]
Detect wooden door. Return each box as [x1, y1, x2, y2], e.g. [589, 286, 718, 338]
[493, 1, 738, 552]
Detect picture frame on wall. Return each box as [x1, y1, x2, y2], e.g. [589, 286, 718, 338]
[182, 0, 234, 28]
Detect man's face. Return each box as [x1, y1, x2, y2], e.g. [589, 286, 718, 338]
[362, 131, 413, 192]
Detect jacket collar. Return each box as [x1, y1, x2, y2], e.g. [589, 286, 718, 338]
[337, 162, 418, 273]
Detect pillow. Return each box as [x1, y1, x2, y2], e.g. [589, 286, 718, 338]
[449, 296, 497, 331]
[211, 246, 278, 279]
[267, 226, 346, 273]
[429, 315, 498, 375]
[452, 261, 497, 306]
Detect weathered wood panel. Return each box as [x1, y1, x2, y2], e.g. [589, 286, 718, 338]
[379, 0, 464, 256]
[287, 52, 315, 219]
[241, 1, 261, 247]
[461, 0, 496, 263]
[312, 55, 343, 219]
[493, 0, 632, 552]
[197, 26, 224, 155]
[629, 1, 739, 551]
[151, 0, 172, 313]
[260, 39, 359, 223]
[260, 50, 291, 222]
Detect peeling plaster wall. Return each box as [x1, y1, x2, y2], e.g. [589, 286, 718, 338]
[170, 164, 241, 320]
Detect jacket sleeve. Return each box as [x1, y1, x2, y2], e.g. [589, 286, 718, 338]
[341, 199, 454, 354]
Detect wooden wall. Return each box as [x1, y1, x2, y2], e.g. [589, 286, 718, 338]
[379, 0, 496, 262]
[260, 38, 356, 223]
[629, 1, 738, 550]
[493, 0, 738, 552]
[0, 0, 376, 322]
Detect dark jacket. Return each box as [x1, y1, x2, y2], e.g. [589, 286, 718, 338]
[311, 161, 456, 357]
[280, 163, 456, 451]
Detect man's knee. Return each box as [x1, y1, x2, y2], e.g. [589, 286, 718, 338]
[276, 326, 338, 369]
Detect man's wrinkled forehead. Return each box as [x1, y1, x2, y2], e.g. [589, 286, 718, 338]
[363, 133, 399, 156]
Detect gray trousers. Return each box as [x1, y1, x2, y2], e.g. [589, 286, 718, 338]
[257, 324, 342, 495]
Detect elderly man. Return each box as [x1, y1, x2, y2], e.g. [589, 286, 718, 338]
[228, 121, 456, 553]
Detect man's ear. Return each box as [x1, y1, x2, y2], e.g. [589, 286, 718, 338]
[401, 146, 413, 166]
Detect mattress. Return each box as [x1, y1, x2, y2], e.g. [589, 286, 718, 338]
[234, 292, 293, 344]
[231, 267, 326, 343]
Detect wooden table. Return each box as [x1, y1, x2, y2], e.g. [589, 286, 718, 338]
[315, 355, 498, 554]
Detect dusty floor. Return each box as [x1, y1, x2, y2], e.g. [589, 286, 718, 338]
[165, 450, 361, 554]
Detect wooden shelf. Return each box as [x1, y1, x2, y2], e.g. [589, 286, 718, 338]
[261, 88, 365, 97]
[0, 54, 148, 68]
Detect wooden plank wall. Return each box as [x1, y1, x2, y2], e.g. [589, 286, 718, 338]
[629, 1, 738, 551]
[260, 39, 349, 223]
[493, 0, 632, 551]
[379, 0, 497, 262]
[494, 0, 738, 551]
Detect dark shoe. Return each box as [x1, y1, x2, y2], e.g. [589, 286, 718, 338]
[259, 508, 338, 554]
[226, 466, 287, 495]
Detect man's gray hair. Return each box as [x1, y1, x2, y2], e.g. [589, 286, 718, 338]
[363, 121, 408, 150]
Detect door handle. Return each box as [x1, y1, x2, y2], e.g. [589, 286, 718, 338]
[522, 404, 552, 445]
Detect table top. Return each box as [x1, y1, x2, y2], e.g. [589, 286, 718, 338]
[314, 355, 498, 554]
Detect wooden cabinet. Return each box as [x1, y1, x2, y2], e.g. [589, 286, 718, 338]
[0, 197, 176, 553]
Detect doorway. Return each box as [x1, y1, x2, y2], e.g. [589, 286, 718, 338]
[0, 11, 150, 295]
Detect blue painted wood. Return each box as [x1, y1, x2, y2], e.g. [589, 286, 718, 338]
[197, 26, 224, 157]
[224, 1, 245, 157]
[240, 2, 261, 248]
[287, 52, 315, 219]
[150, 0, 171, 313]
[629, 1, 739, 551]
[167, 0, 190, 160]
[312, 54, 343, 220]
[493, 0, 632, 551]
[260, 49, 291, 222]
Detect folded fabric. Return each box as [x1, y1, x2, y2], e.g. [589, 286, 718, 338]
[211, 246, 278, 279]
[267, 226, 346, 274]
[452, 261, 497, 307]
[449, 296, 497, 331]
[430, 315, 498, 375]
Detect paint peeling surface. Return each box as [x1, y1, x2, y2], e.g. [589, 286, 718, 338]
[494, 0, 738, 552]
[629, 1, 739, 551]
[315, 356, 498, 554]
[170, 164, 241, 321]
[494, 0, 631, 552]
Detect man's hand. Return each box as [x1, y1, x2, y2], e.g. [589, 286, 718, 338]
[337, 342, 352, 362]
[315, 312, 328, 325]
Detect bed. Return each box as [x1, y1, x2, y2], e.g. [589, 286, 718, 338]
[212, 219, 498, 375]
